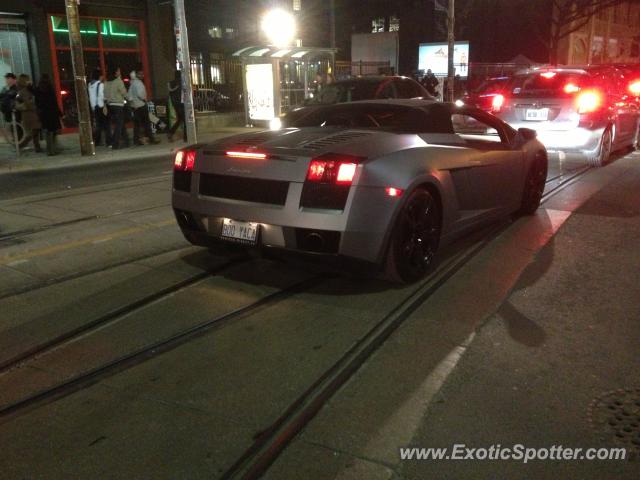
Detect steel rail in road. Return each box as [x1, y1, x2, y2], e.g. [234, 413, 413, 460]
[0, 255, 250, 376]
[0, 272, 326, 423]
[221, 164, 597, 480]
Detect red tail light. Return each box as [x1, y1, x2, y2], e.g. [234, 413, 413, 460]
[576, 90, 602, 114]
[491, 94, 505, 113]
[174, 150, 196, 171]
[225, 151, 268, 160]
[540, 71, 557, 79]
[306, 153, 362, 185]
[629, 81, 640, 96]
[564, 83, 581, 94]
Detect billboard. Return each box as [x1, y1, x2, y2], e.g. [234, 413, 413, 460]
[246, 63, 275, 121]
[418, 42, 469, 78]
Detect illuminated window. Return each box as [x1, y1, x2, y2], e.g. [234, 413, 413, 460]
[389, 15, 400, 32]
[190, 52, 204, 86]
[209, 53, 225, 84]
[372, 17, 385, 33]
[293, 0, 302, 11]
[225, 27, 235, 39]
[209, 26, 222, 38]
[296, 38, 302, 47]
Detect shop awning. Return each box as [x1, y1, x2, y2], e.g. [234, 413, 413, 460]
[232, 46, 336, 60]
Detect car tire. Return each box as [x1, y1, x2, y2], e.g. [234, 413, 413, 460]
[585, 127, 612, 167]
[519, 151, 548, 215]
[633, 120, 640, 151]
[385, 188, 441, 283]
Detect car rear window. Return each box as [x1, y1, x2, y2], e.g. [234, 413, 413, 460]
[472, 78, 509, 94]
[508, 72, 592, 98]
[315, 81, 381, 104]
[289, 104, 444, 133]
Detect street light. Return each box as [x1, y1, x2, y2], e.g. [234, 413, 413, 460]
[261, 9, 296, 47]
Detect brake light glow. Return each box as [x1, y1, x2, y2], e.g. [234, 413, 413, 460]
[577, 90, 602, 114]
[491, 94, 505, 113]
[629, 81, 640, 95]
[564, 83, 581, 94]
[385, 187, 403, 197]
[540, 72, 557, 79]
[60, 90, 69, 96]
[174, 150, 196, 171]
[225, 151, 268, 160]
[306, 153, 362, 185]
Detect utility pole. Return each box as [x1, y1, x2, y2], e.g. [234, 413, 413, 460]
[447, 0, 455, 102]
[174, 0, 197, 144]
[330, 0, 336, 49]
[65, 0, 94, 156]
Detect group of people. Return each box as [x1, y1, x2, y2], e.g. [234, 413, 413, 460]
[419, 69, 465, 101]
[1, 72, 62, 156]
[0, 65, 188, 155]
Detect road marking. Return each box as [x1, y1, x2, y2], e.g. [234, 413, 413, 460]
[0, 218, 175, 264]
[6, 259, 29, 267]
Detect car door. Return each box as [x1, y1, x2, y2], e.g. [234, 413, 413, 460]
[451, 108, 525, 212]
[607, 71, 635, 145]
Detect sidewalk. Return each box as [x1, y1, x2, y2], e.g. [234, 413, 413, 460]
[0, 127, 253, 175]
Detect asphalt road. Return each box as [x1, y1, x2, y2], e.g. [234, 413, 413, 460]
[0, 149, 638, 479]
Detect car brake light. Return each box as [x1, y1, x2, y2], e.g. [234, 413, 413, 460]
[629, 81, 640, 95]
[174, 150, 196, 171]
[540, 72, 557, 79]
[577, 90, 602, 114]
[564, 83, 581, 94]
[491, 94, 505, 113]
[226, 151, 268, 160]
[306, 153, 362, 185]
[385, 187, 403, 197]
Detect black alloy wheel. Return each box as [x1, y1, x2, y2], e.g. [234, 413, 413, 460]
[519, 151, 548, 215]
[387, 189, 441, 283]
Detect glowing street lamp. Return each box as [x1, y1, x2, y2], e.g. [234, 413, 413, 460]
[261, 9, 296, 47]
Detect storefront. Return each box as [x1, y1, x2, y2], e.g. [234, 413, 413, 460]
[0, 14, 33, 81]
[48, 14, 150, 127]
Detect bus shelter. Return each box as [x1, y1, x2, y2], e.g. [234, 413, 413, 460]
[233, 45, 336, 127]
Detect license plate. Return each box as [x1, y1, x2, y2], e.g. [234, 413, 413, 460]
[221, 218, 259, 245]
[525, 108, 549, 121]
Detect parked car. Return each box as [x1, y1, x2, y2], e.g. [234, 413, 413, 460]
[172, 99, 547, 283]
[495, 67, 640, 166]
[459, 76, 511, 113]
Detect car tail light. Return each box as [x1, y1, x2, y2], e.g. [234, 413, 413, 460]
[174, 150, 196, 171]
[564, 83, 581, 94]
[629, 81, 640, 96]
[576, 90, 602, 114]
[385, 187, 403, 197]
[540, 71, 557, 79]
[225, 151, 268, 160]
[491, 94, 505, 113]
[306, 153, 362, 185]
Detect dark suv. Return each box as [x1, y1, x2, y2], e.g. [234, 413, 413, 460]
[495, 66, 639, 166]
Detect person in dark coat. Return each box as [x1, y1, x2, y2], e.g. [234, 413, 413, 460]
[35, 74, 62, 156]
[167, 70, 186, 142]
[15, 74, 42, 152]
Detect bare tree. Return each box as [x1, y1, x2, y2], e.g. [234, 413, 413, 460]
[539, 0, 638, 63]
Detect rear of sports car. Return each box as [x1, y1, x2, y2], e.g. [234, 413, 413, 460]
[171, 129, 406, 266]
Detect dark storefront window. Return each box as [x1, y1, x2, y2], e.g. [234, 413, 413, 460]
[49, 15, 147, 127]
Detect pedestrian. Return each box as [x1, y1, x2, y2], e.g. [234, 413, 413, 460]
[128, 68, 159, 145]
[104, 66, 130, 149]
[167, 70, 186, 142]
[15, 74, 42, 152]
[0, 72, 19, 144]
[421, 69, 440, 98]
[88, 69, 110, 146]
[34, 74, 63, 156]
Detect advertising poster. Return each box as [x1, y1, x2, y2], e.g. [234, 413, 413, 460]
[418, 42, 469, 78]
[246, 63, 275, 121]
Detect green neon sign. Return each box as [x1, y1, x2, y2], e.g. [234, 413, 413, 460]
[51, 17, 137, 37]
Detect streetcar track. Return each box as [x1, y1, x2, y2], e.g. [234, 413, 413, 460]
[0, 255, 250, 376]
[221, 165, 596, 479]
[0, 274, 327, 422]
[0, 243, 196, 301]
[0, 203, 171, 242]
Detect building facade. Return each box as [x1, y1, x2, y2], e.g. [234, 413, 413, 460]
[557, 1, 640, 65]
[0, 0, 174, 126]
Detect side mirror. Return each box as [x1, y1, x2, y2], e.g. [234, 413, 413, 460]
[517, 127, 537, 142]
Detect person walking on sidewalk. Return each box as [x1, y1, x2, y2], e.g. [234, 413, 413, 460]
[104, 66, 130, 149]
[128, 69, 159, 145]
[167, 70, 186, 142]
[34, 74, 62, 156]
[89, 69, 110, 147]
[15, 74, 42, 153]
[0, 72, 19, 145]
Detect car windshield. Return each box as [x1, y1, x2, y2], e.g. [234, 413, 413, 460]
[508, 72, 592, 98]
[289, 104, 453, 134]
[313, 81, 382, 105]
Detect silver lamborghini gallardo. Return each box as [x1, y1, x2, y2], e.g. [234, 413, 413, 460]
[172, 100, 547, 282]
